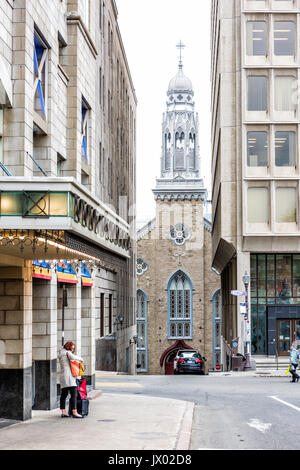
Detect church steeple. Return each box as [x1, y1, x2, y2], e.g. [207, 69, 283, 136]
[153, 43, 206, 202]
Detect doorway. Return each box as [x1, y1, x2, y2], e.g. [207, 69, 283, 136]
[277, 319, 300, 355]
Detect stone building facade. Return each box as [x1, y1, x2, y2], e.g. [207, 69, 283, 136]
[0, 0, 136, 421]
[137, 56, 219, 374]
[211, 0, 300, 364]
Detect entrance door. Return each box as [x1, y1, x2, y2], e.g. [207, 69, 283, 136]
[277, 319, 300, 355]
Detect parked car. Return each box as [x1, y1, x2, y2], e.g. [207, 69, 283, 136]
[173, 349, 198, 372]
[174, 350, 206, 375]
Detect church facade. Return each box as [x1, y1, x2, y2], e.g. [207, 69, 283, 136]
[136, 53, 220, 375]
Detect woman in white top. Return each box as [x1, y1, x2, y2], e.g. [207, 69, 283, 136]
[58, 341, 84, 418]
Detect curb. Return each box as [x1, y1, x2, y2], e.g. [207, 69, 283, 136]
[88, 389, 102, 400]
[175, 401, 194, 450]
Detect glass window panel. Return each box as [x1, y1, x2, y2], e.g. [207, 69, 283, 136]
[257, 278, 266, 297]
[49, 193, 68, 216]
[251, 278, 257, 298]
[248, 76, 268, 111]
[258, 305, 267, 354]
[1, 192, 23, 215]
[267, 254, 275, 279]
[184, 323, 190, 337]
[276, 254, 292, 278]
[275, 131, 296, 167]
[267, 279, 275, 297]
[251, 305, 258, 355]
[177, 323, 183, 337]
[276, 187, 297, 223]
[23, 192, 50, 217]
[275, 77, 296, 112]
[277, 278, 292, 300]
[293, 255, 300, 277]
[257, 254, 266, 278]
[246, 21, 267, 56]
[274, 21, 295, 56]
[279, 320, 290, 340]
[293, 278, 300, 297]
[247, 131, 268, 167]
[250, 255, 257, 279]
[184, 290, 190, 318]
[247, 187, 269, 223]
[295, 320, 300, 340]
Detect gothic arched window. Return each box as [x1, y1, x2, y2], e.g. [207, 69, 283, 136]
[175, 131, 185, 149]
[189, 133, 195, 149]
[136, 289, 148, 372]
[167, 270, 193, 339]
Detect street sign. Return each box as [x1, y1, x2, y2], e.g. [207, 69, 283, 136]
[240, 303, 246, 314]
[231, 290, 245, 296]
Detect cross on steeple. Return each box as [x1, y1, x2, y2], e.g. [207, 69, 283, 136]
[176, 40, 185, 69]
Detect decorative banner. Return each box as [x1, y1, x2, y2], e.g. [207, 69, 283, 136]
[56, 260, 78, 284]
[81, 262, 93, 287]
[32, 260, 52, 280]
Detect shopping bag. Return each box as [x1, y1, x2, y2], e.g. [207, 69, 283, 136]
[285, 365, 291, 375]
[77, 378, 87, 399]
[69, 359, 80, 377]
[79, 361, 86, 377]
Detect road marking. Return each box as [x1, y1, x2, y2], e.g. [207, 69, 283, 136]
[247, 419, 272, 433]
[270, 395, 300, 413]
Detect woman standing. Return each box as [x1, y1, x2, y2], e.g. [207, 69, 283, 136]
[58, 341, 84, 418]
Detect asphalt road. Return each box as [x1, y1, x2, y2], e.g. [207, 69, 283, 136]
[95, 372, 300, 450]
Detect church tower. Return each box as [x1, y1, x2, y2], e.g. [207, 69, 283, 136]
[153, 42, 207, 202]
[136, 44, 219, 375]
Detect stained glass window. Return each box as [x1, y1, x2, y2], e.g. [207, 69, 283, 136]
[168, 271, 192, 339]
[169, 223, 191, 246]
[136, 290, 148, 373]
[136, 258, 149, 276]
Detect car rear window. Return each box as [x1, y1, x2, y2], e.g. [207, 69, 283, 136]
[179, 352, 201, 358]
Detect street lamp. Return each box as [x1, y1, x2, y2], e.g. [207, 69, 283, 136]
[242, 271, 252, 371]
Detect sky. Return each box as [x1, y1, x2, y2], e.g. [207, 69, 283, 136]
[115, 0, 212, 227]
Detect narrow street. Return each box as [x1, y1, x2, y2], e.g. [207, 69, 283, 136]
[95, 372, 300, 450]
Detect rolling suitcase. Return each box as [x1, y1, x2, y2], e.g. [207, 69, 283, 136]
[68, 378, 89, 417]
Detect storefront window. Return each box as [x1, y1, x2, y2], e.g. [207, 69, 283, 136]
[251, 254, 300, 354]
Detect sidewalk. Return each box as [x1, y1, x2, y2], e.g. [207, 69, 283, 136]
[0, 386, 194, 450]
[209, 368, 288, 378]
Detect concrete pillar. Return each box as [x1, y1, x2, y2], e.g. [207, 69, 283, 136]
[32, 272, 57, 410]
[81, 285, 95, 387]
[236, 251, 251, 355]
[0, 265, 32, 420]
